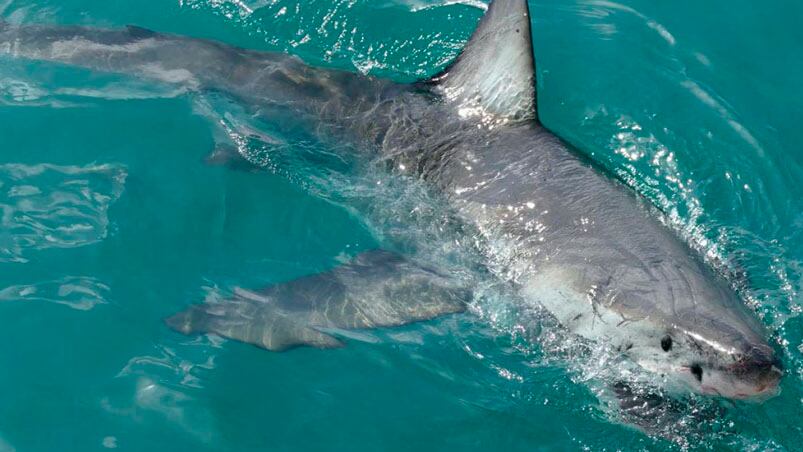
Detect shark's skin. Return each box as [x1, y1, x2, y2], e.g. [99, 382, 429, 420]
[0, 1, 782, 400]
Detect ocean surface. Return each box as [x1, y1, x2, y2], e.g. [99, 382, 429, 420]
[1, 0, 802, 450]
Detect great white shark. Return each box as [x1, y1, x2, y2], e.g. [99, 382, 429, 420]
[0, 0, 782, 401]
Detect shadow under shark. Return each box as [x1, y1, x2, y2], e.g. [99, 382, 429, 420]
[0, 0, 782, 402]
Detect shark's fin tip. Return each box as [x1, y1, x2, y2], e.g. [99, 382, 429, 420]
[125, 25, 157, 39]
[425, 0, 537, 122]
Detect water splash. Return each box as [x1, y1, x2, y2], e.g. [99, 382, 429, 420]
[178, 0, 475, 80]
[401, 0, 488, 13]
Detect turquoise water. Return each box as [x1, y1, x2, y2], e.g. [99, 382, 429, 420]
[1, 0, 802, 450]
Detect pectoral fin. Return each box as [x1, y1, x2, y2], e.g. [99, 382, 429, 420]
[203, 144, 261, 172]
[165, 250, 470, 351]
[611, 382, 724, 437]
[165, 300, 343, 351]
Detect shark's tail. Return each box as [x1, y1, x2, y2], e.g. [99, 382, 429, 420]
[0, 22, 221, 89]
[0, 21, 278, 95]
[1, 22, 144, 63]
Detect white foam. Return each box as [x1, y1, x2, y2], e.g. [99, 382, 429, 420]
[403, 0, 487, 13]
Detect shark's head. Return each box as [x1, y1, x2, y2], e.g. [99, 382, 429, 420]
[605, 259, 784, 401]
[634, 308, 783, 401]
[530, 250, 782, 401]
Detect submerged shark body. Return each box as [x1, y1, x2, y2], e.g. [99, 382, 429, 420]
[0, 1, 782, 400]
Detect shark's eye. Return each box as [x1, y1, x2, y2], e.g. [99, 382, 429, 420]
[661, 335, 673, 352]
[690, 364, 703, 382]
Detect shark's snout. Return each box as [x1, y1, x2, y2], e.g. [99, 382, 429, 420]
[731, 346, 782, 373]
[691, 344, 783, 401]
[726, 348, 783, 399]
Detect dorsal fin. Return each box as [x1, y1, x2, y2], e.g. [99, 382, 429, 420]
[125, 25, 157, 39]
[427, 0, 536, 124]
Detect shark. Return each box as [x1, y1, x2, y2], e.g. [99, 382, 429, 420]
[0, 0, 782, 401]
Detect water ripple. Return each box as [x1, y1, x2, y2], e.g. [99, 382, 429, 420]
[0, 163, 127, 262]
[0, 276, 109, 310]
[100, 376, 217, 444]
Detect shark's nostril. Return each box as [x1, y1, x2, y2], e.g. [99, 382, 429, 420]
[690, 364, 703, 382]
[732, 347, 782, 374]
